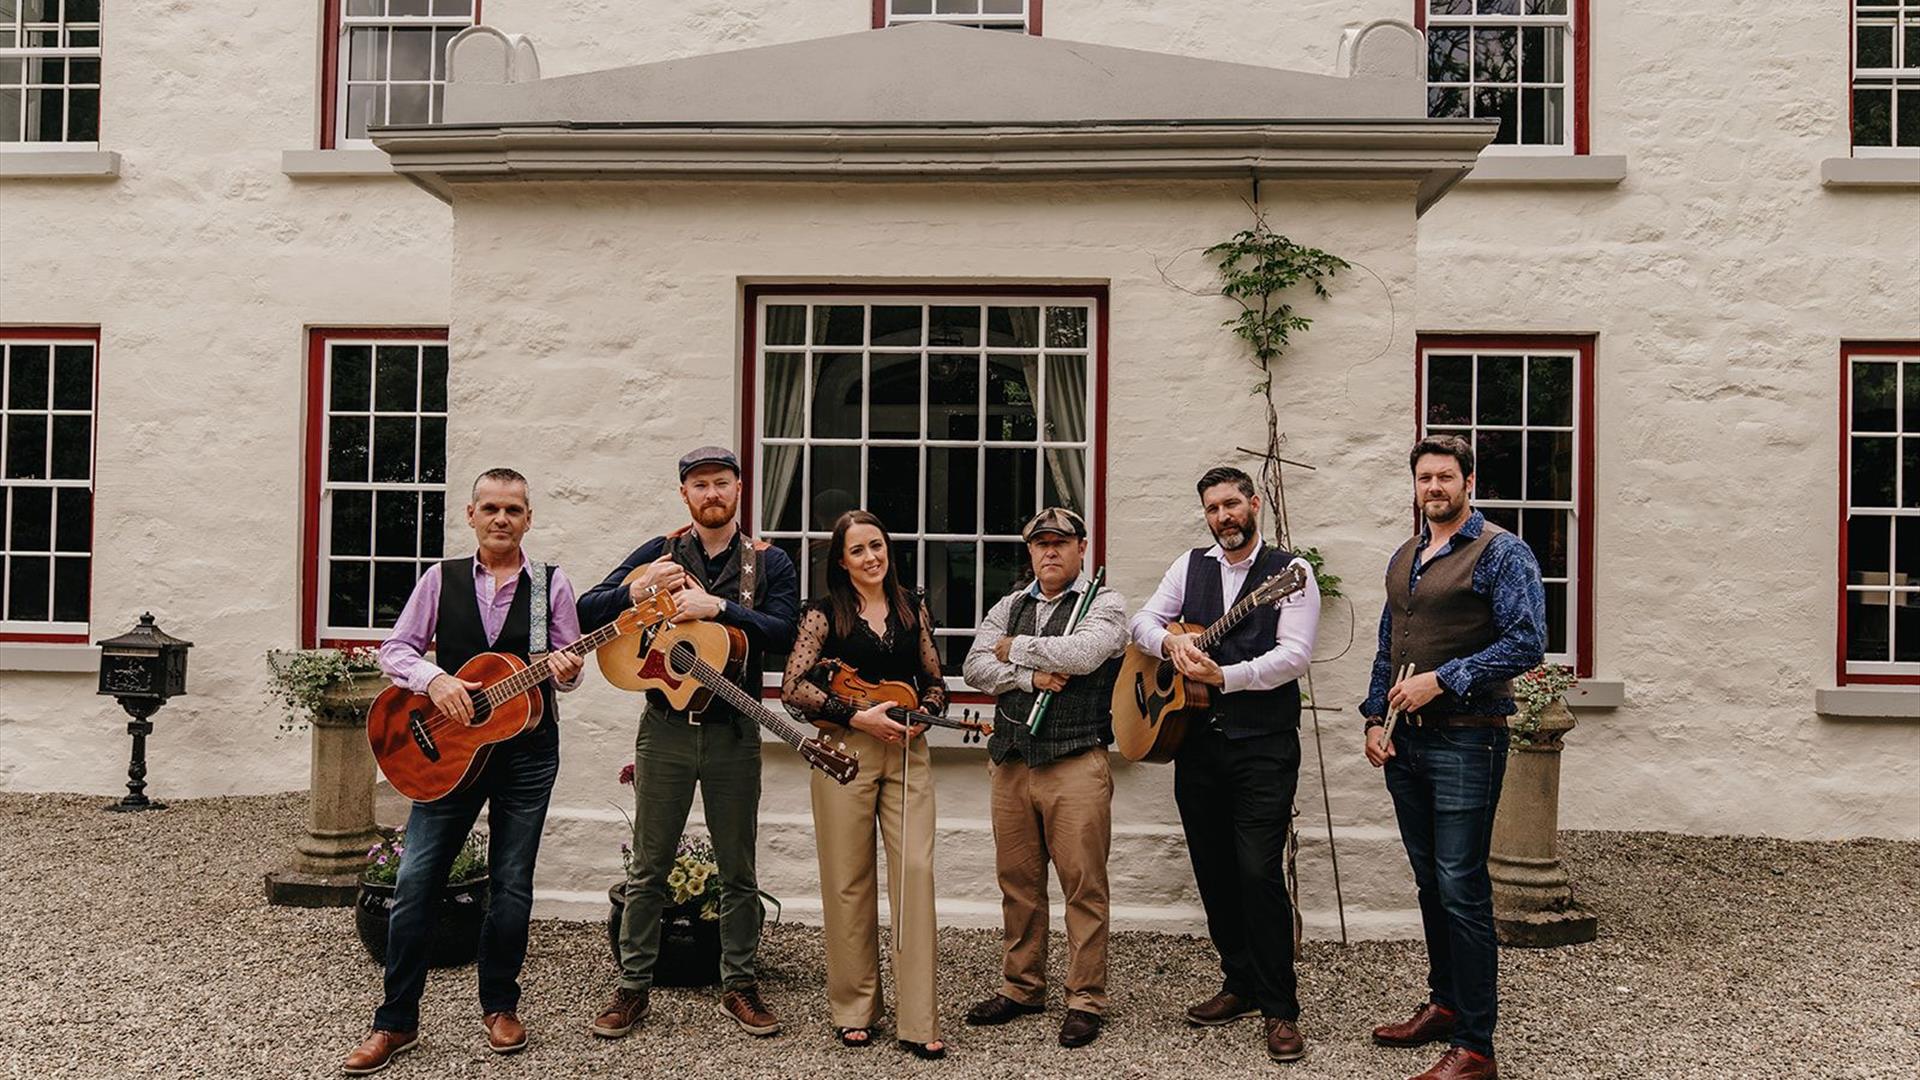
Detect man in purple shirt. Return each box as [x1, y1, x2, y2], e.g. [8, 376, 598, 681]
[345, 468, 584, 1074]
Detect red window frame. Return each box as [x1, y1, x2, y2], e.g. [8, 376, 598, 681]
[0, 326, 100, 644]
[872, 0, 1042, 35]
[1836, 340, 1920, 685]
[1414, 0, 1591, 156]
[1415, 332, 1596, 678]
[317, 0, 483, 150]
[740, 283, 1108, 701]
[300, 326, 450, 648]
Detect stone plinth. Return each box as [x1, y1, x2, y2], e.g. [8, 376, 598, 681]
[266, 671, 386, 907]
[1490, 700, 1599, 947]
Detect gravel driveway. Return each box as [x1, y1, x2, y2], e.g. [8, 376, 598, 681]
[1, 792, 1914, 1079]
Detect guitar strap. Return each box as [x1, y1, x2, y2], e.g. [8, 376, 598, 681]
[528, 561, 549, 656]
[738, 543, 759, 610]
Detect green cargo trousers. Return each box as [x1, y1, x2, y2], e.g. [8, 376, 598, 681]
[615, 704, 765, 991]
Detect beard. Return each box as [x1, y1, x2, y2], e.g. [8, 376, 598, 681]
[1423, 490, 1468, 524]
[1210, 509, 1258, 550]
[691, 499, 735, 528]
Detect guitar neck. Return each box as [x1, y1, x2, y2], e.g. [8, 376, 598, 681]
[480, 618, 625, 709]
[676, 652, 808, 752]
[1197, 589, 1265, 652]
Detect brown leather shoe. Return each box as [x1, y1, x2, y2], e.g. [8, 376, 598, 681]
[1185, 988, 1259, 1026]
[1265, 1018, 1306, 1062]
[964, 993, 1045, 1026]
[719, 984, 781, 1036]
[1372, 1001, 1457, 1048]
[1058, 1008, 1102, 1048]
[342, 1029, 417, 1075]
[1409, 1046, 1498, 1080]
[590, 987, 649, 1039]
[482, 1011, 526, 1054]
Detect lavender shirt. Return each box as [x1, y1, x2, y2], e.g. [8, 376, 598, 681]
[377, 551, 584, 695]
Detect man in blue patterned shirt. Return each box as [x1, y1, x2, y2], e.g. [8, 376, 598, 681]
[1360, 434, 1546, 1080]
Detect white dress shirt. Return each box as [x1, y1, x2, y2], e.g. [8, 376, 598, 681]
[1127, 540, 1321, 695]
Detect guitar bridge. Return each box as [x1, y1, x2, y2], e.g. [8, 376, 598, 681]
[407, 708, 441, 762]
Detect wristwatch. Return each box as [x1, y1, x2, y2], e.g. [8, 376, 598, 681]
[1363, 717, 1386, 730]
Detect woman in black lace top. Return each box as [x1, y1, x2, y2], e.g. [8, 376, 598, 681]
[781, 510, 948, 1060]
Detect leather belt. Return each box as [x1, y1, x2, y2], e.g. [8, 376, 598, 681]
[1402, 713, 1508, 730]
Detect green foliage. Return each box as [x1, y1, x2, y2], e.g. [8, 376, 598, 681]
[363, 827, 487, 887]
[1205, 226, 1349, 388]
[264, 647, 384, 733]
[1296, 545, 1343, 601]
[1510, 662, 1578, 747]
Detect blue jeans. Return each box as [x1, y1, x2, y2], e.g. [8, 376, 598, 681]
[373, 732, 558, 1032]
[1383, 723, 1508, 1057]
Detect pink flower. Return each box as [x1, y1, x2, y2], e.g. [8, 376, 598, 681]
[618, 763, 635, 786]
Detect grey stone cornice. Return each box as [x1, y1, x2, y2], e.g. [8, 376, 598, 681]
[374, 118, 1498, 214]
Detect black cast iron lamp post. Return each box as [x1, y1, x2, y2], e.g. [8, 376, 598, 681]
[96, 612, 192, 812]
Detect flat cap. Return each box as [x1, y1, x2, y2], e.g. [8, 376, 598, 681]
[677, 445, 740, 480]
[1022, 506, 1087, 542]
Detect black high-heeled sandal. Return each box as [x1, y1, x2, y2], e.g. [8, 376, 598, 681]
[837, 1027, 873, 1048]
[898, 1038, 947, 1060]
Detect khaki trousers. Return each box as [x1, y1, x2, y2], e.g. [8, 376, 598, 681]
[810, 727, 940, 1043]
[989, 749, 1113, 1014]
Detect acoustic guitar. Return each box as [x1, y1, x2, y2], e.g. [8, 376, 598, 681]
[1110, 562, 1310, 763]
[367, 586, 677, 803]
[808, 659, 993, 743]
[603, 618, 861, 784]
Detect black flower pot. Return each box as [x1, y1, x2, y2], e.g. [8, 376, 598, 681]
[356, 877, 490, 968]
[606, 882, 720, 987]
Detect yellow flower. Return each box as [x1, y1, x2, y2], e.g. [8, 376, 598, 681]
[667, 868, 687, 890]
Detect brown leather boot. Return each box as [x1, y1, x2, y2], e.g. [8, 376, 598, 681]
[1265, 1018, 1306, 1062]
[718, 984, 781, 1036]
[482, 1011, 526, 1054]
[964, 993, 1045, 1026]
[1185, 988, 1259, 1026]
[1058, 1008, 1103, 1048]
[342, 1029, 417, 1075]
[1409, 1046, 1498, 1080]
[1371, 1001, 1457, 1048]
[590, 987, 649, 1039]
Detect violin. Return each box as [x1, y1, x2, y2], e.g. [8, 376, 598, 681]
[813, 659, 992, 744]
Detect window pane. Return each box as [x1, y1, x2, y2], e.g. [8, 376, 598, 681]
[927, 447, 978, 533]
[372, 416, 416, 483]
[4, 415, 46, 479]
[433, 0, 473, 17]
[0, 88, 19, 141]
[372, 561, 417, 627]
[762, 444, 802, 532]
[1855, 88, 1892, 146]
[332, 490, 373, 557]
[1897, 594, 1920, 663]
[1429, 86, 1468, 118]
[1852, 436, 1897, 507]
[1527, 354, 1573, 426]
[1895, 516, 1920, 585]
[374, 345, 417, 411]
[54, 487, 89, 552]
[1850, 513, 1892, 584]
[1846, 590, 1890, 661]
[812, 305, 864, 346]
[1477, 0, 1518, 13]
[1474, 27, 1517, 82]
[984, 447, 1037, 533]
[764, 354, 804, 439]
[1475, 430, 1522, 500]
[1899, 89, 1920, 148]
[346, 0, 384, 15]
[983, 541, 1028, 607]
[1525, 430, 1572, 502]
[1476, 354, 1523, 425]
[65, 87, 95, 141]
[7, 555, 49, 621]
[49, 415, 88, 479]
[987, 306, 1039, 348]
[871, 305, 923, 347]
[870, 354, 921, 439]
[868, 446, 919, 530]
[67, 0, 103, 20]
[8, 345, 48, 408]
[345, 85, 384, 140]
[928, 354, 980, 439]
[764, 305, 806, 346]
[349, 28, 388, 81]
[330, 345, 373, 411]
[419, 416, 445, 483]
[811, 353, 862, 438]
[389, 82, 430, 125]
[374, 490, 419, 557]
[1046, 307, 1088, 348]
[9, 486, 50, 550]
[52, 345, 92, 409]
[1859, 24, 1895, 69]
[1542, 580, 1567, 654]
[1476, 87, 1517, 143]
[1904, 438, 1920, 509]
[926, 540, 977, 632]
[1043, 448, 1085, 515]
[433, 28, 458, 81]
[1521, 507, 1569, 578]
[1482, 504, 1519, 532]
[328, 417, 370, 482]
[1430, 0, 1471, 12]
[328, 559, 371, 629]
[1524, 0, 1567, 12]
[928, 305, 981, 348]
[1854, 361, 1898, 431]
[1045, 354, 1087, 441]
[419, 344, 447, 411]
[420, 494, 444, 558]
[1427, 354, 1473, 425]
[1519, 88, 1548, 144]
[986, 355, 1037, 441]
[808, 445, 861, 530]
[390, 0, 431, 19]
[895, 0, 934, 14]
[51, 555, 87, 623]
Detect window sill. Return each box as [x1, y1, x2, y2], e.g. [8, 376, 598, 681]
[281, 149, 399, 179]
[1460, 154, 1628, 186]
[0, 149, 121, 179]
[1566, 679, 1624, 709]
[1816, 685, 1920, 719]
[0, 642, 96, 673]
[1821, 157, 1920, 189]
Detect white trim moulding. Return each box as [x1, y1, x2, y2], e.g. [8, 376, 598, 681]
[1460, 154, 1628, 186]
[1820, 157, 1920, 189]
[281, 149, 401, 178]
[1815, 686, 1920, 719]
[0, 150, 121, 179]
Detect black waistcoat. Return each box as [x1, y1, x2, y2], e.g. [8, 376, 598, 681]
[437, 556, 558, 748]
[988, 589, 1120, 768]
[1179, 545, 1301, 738]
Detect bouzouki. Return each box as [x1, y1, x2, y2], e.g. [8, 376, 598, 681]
[807, 659, 992, 744]
[1110, 561, 1310, 763]
[367, 586, 678, 803]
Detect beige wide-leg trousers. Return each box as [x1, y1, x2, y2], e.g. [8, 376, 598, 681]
[988, 749, 1114, 1014]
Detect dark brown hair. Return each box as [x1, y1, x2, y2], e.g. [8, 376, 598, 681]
[823, 510, 918, 641]
[1195, 465, 1256, 501]
[1408, 435, 1474, 477]
[471, 467, 530, 502]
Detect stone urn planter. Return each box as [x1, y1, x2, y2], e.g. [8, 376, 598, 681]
[606, 882, 721, 987]
[1489, 695, 1599, 947]
[264, 654, 388, 907]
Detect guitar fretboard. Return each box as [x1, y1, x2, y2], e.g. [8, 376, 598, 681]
[1196, 568, 1303, 652]
[668, 642, 808, 751]
[479, 618, 627, 708]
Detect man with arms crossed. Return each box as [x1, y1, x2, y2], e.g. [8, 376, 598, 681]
[1362, 435, 1546, 1080]
[961, 507, 1128, 1049]
[1128, 466, 1321, 1064]
[344, 468, 584, 1074]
